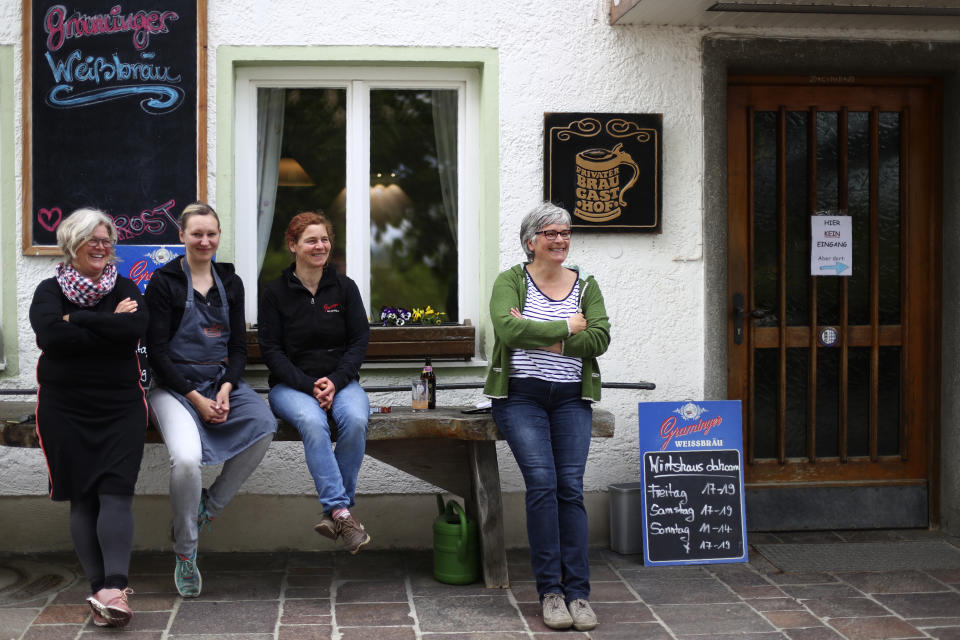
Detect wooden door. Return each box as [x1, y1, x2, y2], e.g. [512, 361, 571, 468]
[727, 77, 941, 505]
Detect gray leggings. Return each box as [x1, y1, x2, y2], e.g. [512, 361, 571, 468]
[70, 492, 134, 593]
[149, 388, 273, 557]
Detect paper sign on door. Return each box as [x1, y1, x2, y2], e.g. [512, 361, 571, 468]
[811, 215, 852, 277]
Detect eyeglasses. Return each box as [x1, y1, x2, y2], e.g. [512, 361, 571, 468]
[85, 238, 112, 249]
[535, 229, 572, 241]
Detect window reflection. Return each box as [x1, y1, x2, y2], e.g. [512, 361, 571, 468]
[257, 88, 347, 295]
[255, 87, 460, 323]
[368, 89, 458, 321]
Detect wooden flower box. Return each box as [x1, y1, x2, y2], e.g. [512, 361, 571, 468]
[246, 322, 475, 364]
[366, 323, 475, 360]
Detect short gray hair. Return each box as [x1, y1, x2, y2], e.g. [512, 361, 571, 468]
[57, 208, 118, 263]
[519, 202, 572, 261]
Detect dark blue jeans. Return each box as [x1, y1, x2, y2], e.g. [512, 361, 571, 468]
[492, 377, 592, 602]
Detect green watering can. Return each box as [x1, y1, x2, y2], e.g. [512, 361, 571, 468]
[432, 495, 480, 585]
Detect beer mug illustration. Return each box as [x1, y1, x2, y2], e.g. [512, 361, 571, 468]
[574, 143, 639, 222]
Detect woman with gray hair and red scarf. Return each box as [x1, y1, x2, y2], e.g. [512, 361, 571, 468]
[30, 207, 148, 628]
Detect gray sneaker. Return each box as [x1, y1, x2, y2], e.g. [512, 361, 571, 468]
[541, 592, 573, 630]
[313, 513, 338, 540]
[569, 598, 597, 631]
[336, 514, 371, 554]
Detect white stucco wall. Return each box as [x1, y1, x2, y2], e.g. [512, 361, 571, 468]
[0, 0, 711, 503]
[1, 1, 957, 539]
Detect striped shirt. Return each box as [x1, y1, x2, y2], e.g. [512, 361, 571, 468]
[508, 269, 583, 383]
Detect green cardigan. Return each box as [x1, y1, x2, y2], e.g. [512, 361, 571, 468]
[483, 263, 611, 402]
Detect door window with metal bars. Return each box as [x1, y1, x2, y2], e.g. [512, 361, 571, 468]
[727, 79, 938, 486]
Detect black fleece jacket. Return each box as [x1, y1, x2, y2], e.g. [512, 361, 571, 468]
[144, 258, 247, 396]
[257, 263, 370, 395]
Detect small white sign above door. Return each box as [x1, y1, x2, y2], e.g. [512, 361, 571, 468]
[810, 215, 852, 277]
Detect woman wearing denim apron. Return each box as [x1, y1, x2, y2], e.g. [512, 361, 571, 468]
[484, 203, 610, 631]
[145, 203, 276, 598]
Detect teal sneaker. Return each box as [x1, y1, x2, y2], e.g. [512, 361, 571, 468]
[174, 552, 202, 598]
[171, 490, 213, 542]
[197, 489, 214, 533]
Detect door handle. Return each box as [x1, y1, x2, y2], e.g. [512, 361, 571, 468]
[733, 293, 768, 345]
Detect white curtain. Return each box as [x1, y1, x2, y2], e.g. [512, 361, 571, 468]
[256, 89, 285, 270]
[432, 89, 458, 242]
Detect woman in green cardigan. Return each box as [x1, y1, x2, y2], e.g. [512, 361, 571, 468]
[484, 202, 610, 631]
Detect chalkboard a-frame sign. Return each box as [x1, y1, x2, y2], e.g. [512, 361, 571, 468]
[22, 0, 207, 255]
[638, 401, 748, 567]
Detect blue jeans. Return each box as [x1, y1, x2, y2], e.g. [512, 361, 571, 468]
[268, 381, 369, 512]
[492, 377, 592, 602]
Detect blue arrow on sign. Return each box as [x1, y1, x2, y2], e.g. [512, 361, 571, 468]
[819, 262, 849, 274]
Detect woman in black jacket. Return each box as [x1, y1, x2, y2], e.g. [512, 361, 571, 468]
[30, 208, 146, 627]
[258, 211, 371, 554]
[145, 203, 276, 598]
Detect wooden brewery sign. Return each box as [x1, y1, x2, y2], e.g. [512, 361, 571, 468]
[637, 401, 748, 566]
[23, 0, 206, 254]
[544, 112, 662, 232]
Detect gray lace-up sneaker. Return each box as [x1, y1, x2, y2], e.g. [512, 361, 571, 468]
[568, 598, 598, 631]
[541, 592, 573, 630]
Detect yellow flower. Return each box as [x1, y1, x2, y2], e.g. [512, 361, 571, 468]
[401, 305, 448, 324]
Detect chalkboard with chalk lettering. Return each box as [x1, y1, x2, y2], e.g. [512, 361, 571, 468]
[637, 401, 748, 566]
[641, 449, 746, 564]
[23, 0, 206, 254]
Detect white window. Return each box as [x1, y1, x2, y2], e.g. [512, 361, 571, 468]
[234, 66, 480, 326]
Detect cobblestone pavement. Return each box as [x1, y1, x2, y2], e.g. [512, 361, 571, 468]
[1, 529, 959, 639]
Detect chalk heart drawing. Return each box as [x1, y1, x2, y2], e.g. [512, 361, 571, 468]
[38, 207, 62, 232]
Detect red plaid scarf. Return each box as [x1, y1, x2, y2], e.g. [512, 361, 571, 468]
[55, 262, 118, 308]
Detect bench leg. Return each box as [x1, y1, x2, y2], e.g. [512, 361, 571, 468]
[467, 441, 509, 588]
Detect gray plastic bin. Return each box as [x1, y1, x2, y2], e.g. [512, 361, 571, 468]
[608, 482, 645, 555]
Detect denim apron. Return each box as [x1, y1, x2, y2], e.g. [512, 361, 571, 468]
[167, 261, 274, 464]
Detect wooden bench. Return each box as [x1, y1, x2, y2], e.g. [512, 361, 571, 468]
[0, 400, 615, 588]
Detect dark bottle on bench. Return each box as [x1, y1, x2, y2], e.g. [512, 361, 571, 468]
[421, 356, 436, 409]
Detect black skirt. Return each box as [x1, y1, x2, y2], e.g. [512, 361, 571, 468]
[36, 382, 147, 501]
